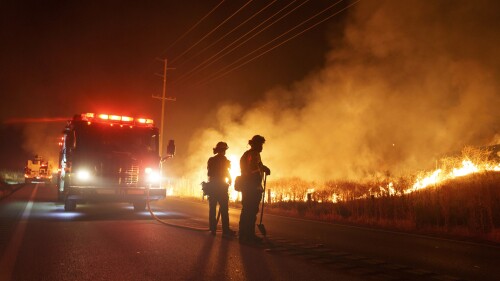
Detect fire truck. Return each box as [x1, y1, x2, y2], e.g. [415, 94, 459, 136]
[24, 155, 54, 183]
[57, 112, 174, 211]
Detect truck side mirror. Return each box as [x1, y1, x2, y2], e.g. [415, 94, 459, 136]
[65, 131, 76, 150]
[166, 140, 175, 157]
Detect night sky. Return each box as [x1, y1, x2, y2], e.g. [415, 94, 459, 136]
[1, 1, 499, 183]
[0, 0, 344, 170]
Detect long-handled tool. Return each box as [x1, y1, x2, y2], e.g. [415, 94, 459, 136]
[216, 207, 221, 226]
[257, 174, 267, 236]
[209, 206, 221, 235]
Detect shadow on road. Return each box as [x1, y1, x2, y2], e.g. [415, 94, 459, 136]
[186, 236, 216, 280]
[240, 241, 274, 280]
[26, 201, 189, 222]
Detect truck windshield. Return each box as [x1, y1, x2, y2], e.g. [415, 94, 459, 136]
[74, 123, 159, 156]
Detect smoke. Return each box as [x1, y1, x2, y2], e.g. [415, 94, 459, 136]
[22, 123, 61, 165]
[182, 0, 500, 182]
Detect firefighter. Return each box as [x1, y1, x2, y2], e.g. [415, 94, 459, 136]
[207, 141, 236, 237]
[238, 135, 271, 243]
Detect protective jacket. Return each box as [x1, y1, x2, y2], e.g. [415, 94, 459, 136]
[240, 149, 265, 191]
[238, 148, 269, 241]
[206, 153, 232, 235]
[207, 154, 231, 186]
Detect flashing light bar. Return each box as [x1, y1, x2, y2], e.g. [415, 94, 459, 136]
[121, 116, 134, 122]
[137, 118, 154, 124]
[79, 113, 154, 126]
[99, 114, 109, 120]
[109, 115, 121, 121]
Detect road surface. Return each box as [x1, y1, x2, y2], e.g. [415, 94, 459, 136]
[0, 183, 359, 281]
[1, 183, 499, 280]
[161, 196, 500, 281]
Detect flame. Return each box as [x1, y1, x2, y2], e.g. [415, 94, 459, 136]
[164, 148, 499, 203]
[166, 187, 174, 196]
[406, 159, 500, 194]
[380, 182, 396, 196]
[228, 154, 241, 201]
[411, 169, 442, 192]
[228, 154, 240, 182]
[332, 193, 340, 203]
[452, 160, 478, 177]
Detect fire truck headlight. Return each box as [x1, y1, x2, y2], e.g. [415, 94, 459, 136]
[145, 168, 160, 183]
[76, 170, 91, 181]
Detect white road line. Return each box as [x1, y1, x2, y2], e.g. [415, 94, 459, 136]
[0, 184, 38, 280]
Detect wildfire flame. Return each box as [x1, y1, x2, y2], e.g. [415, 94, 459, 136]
[228, 154, 241, 202]
[406, 159, 500, 193]
[166, 147, 498, 204]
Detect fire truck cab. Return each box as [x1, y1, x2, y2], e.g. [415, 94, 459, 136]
[57, 113, 171, 212]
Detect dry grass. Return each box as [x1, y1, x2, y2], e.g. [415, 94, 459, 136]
[265, 171, 500, 243]
[0, 170, 24, 198]
[0, 169, 24, 184]
[260, 147, 500, 242]
[171, 147, 500, 242]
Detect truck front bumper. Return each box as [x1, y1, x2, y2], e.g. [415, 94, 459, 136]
[66, 186, 166, 202]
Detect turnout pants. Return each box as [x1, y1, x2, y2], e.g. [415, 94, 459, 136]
[239, 189, 263, 239]
[208, 189, 230, 232]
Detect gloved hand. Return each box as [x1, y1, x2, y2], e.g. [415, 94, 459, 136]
[263, 166, 271, 176]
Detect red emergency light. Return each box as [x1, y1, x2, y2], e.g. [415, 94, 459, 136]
[137, 118, 154, 125]
[121, 116, 134, 122]
[79, 113, 154, 127]
[98, 114, 109, 120]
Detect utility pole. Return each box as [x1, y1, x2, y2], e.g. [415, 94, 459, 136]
[153, 58, 176, 158]
[153, 58, 176, 189]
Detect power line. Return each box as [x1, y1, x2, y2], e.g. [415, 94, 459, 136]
[196, 0, 359, 87]
[174, 0, 306, 85]
[159, 0, 226, 57]
[197, 0, 349, 86]
[174, 0, 279, 70]
[171, 0, 254, 64]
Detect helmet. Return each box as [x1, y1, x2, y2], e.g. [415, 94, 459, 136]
[213, 141, 229, 154]
[249, 135, 266, 146]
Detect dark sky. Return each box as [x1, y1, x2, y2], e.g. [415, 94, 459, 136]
[0, 0, 347, 170]
[1, 1, 498, 183]
[1, 1, 336, 118]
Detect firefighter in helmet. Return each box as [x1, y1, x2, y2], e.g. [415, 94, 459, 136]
[238, 135, 271, 243]
[207, 141, 236, 237]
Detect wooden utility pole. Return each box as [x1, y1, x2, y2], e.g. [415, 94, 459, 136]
[153, 58, 176, 158]
[153, 58, 175, 189]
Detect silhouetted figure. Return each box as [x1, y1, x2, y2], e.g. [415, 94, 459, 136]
[238, 135, 271, 244]
[207, 141, 236, 237]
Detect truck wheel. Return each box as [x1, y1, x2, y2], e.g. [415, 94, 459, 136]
[133, 201, 146, 211]
[64, 199, 76, 212]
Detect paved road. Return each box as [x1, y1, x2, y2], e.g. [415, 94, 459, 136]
[0, 183, 360, 281]
[1, 183, 499, 280]
[160, 196, 500, 281]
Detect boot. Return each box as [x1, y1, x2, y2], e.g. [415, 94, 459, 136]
[222, 228, 236, 238]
